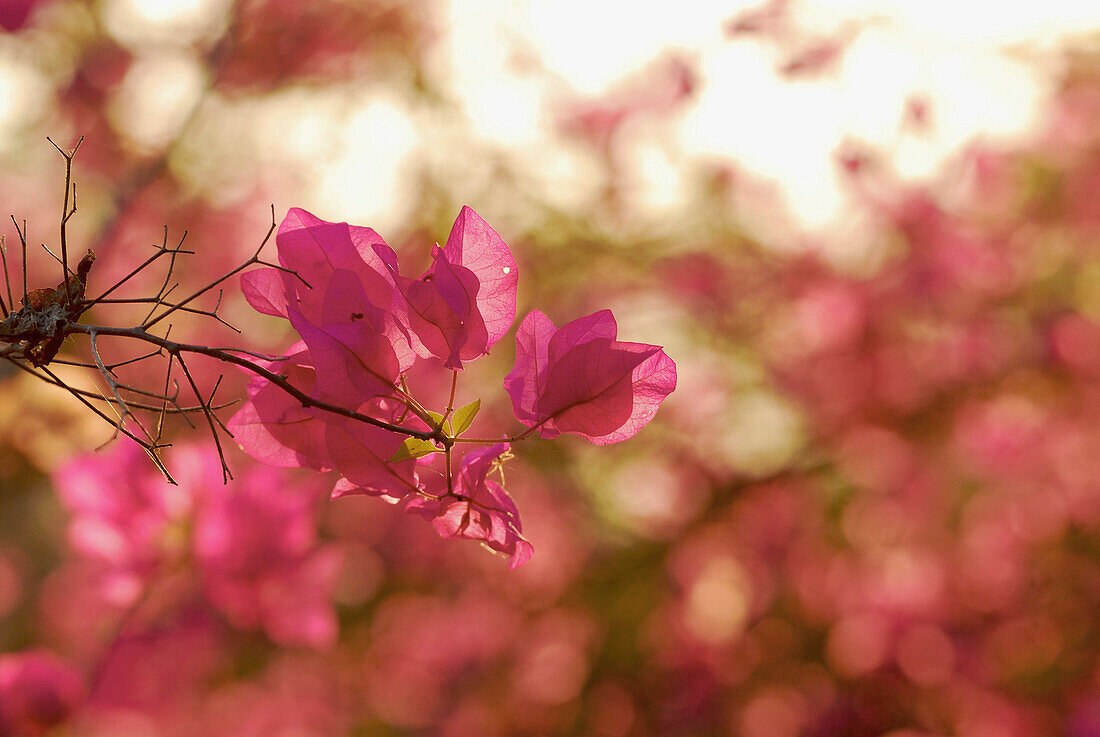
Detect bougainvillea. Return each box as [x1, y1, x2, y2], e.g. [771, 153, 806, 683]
[11, 2, 1100, 735]
[53, 442, 341, 649]
[231, 206, 675, 565]
[504, 308, 677, 444]
[0, 650, 85, 737]
[0, 140, 673, 569]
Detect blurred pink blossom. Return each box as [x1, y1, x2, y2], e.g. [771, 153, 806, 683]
[0, 650, 84, 737]
[194, 465, 340, 648]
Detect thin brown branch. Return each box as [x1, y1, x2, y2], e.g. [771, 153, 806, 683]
[175, 353, 232, 482]
[39, 243, 64, 267]
[0, 157, 443, 484]
[0, 238, 6, 318]
[205, 374, 232, 436]
[10, 216, 27, 300]
[47, 347, 162, 372]
[87, 297, 241, 332]
[142, 210, 277, 330]
[83, 233, 192, 308]
[36, 364, 175, 484]
[7, 357, 232, 415]
[67, 324, 437, 442]
[141, 226, 183, 325]
[46, 135, 84, 301]
[454, 424, 542, 445]
[87, 329, 161, 452]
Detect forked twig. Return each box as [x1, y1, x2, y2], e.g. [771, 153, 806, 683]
[0, 140, 435, 482]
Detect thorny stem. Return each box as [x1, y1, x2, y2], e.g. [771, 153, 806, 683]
[0, 235, 10, 317]
[0, 140, 539, 485]
[453, 424, 542, 444]
[12, 216, 27, 301]
[66, 324, 436, 442]
[84, 231, 192, 307]
[47, 136, 83, 300]
[440, 369, 460, 493]
[4, 357, 231, 415]
[142, 210, 282, 330]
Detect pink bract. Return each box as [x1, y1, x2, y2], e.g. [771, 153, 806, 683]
[227, 342, 332, 471]
[275, 208, 398, 310]
[193, 465, 340, 649]
[442, 206, 519, 352]
[54, 440, 196, 607]
[275, 207, 417, 372]
[242, 206, 518, 393]
[406, 443, 532, 568]
[240, 266, 288, 318]
[393, 206, 518, 369]
[0, 649, 85, 736]
[288, 269, 402, 406]
[503, 309, 676, 444]
[231, 207, 677, 569]
[325, 398, 422, 503]
[393, 246, 489, 370]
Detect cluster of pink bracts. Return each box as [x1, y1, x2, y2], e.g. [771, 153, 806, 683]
[229, 206, 676, 567]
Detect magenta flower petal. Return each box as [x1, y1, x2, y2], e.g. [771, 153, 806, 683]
[330, 476, 399, 503]
[398, 246, 489, 369]
[390, 207, 516, 369]
[548, 308, 618, 360]
[504, 309, 676, 443]
[502, 309, 559, 433]
[277, 208, 396, 298]
[537, 339, 653, 437]
[0, 650, 85, 736]
[443, 206, 518, 349]
[258, 207, 516, 375]
[324, 419, 420, 504]
[405, 443, 532, 568]
[276, 208, 416, 370]
[240, 268, 288, 318]
[549, 341, 676, 444]
[287, 269, 401, 406]
[454, 442, 506, 489]
[227, 345, 332, 471]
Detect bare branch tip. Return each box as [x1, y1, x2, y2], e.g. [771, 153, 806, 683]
[46, 135, 83, 159]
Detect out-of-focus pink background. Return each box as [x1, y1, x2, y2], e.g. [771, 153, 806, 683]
[2, 1, 1100, 735]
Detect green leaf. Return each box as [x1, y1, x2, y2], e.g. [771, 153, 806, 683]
[425, 410, 446, 430]
[450, 398, 481, 437]
[389, 438, 440, 462]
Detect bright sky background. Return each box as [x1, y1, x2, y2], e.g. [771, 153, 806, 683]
[4, 0, 1100, 233]
[437, 0, 1085, 227]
